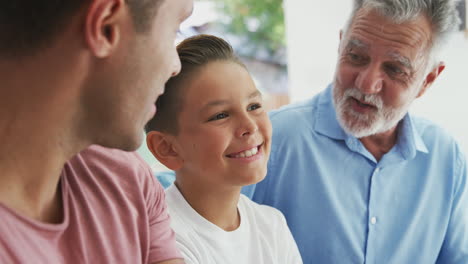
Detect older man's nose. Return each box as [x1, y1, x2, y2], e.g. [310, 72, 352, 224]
[355, 65, 383, 94]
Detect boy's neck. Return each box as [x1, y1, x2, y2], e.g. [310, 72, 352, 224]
[175, 179, 241, 231]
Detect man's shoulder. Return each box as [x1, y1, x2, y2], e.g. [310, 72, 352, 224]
[411, 115, 460, 150]
[70, 145, 151, 179]
[62, 146, 176, 263]
[65, 145, 157, 201]
[76, 145, 147, 167]
[411, 115, 466, 170]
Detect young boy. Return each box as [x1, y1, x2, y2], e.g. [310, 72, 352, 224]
[145, 35, 302, 264]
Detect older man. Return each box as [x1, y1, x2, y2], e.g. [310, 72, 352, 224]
[0, 0, 192, 263]
[244, 0, 467, 263]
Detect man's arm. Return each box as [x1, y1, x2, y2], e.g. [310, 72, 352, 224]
[140, 158, 184, 263]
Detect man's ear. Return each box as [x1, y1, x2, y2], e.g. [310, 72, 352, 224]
[417, 62, 445, 98]
[146, 131, 184, 171]
[338, 30, 343, 53]
[84, 0, 126, 58]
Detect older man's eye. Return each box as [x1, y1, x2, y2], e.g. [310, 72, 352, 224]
[385, 64, 406, 76]
[347, 53, 366, 64]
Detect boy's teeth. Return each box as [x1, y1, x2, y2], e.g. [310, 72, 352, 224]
[252, 147, 258, 155]
[234, 146, 259, 158]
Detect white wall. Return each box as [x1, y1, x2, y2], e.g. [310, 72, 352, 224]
[284, 0, 352, 100]
[412, 33, 468, 153]
[284, 0, 468, 153]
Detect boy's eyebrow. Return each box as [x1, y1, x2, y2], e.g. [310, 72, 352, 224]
[248, 90, 262, 99]
[201, 91, 262, 110]
[203, 99, 229, 109]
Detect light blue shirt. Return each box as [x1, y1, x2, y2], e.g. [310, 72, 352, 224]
[243, 85, 468, 264]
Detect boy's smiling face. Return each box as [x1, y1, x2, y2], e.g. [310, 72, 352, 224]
[173, 60, 272, 188]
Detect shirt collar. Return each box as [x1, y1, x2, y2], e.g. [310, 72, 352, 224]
[314, 84, 428, 159]
[314, 84, 348, 140]
[397, 113, 429, 158]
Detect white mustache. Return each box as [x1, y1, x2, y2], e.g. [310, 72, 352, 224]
[344, 88, 383, 110]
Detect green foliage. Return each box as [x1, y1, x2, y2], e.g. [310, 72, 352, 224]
[214, 0, 286, 55]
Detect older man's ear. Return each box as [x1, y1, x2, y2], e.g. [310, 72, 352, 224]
[146, 131, 184, 171]
[417, 62, 445, 98]
[338, 30, 344, 53]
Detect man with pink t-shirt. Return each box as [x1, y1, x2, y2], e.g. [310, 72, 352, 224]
[0, 0, 192, 263]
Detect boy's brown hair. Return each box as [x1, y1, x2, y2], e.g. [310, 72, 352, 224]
[145, 34, 244, 135]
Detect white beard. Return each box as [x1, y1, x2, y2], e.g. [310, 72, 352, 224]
[332, 86, 414, 138]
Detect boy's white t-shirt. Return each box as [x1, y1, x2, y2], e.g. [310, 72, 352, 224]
[165, 184, 303, 264]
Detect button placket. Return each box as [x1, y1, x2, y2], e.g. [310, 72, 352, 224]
[365, 166, 382, 263]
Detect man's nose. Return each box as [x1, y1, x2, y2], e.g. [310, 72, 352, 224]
[171, 54, 182, 77]
[354, 65, 383, 94]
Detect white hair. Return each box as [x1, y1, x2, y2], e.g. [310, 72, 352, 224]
[343, 0, 461, 69]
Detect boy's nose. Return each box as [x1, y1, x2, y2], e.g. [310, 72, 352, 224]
[236, 116, 258, 138]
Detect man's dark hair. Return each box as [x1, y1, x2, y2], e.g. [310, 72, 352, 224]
[0, 0, 162, 59]
[145, 34, 244, 135]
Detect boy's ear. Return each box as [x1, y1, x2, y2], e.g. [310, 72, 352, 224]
[84, 0, 126, 58]
[146, 131, 184, 171]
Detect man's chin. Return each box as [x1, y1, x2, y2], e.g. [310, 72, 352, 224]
[337, 113, 379, 138]
[341, 124, 375, 138]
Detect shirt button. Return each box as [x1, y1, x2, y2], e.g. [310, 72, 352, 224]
[375, 167, 380, 173]
[371, 217, 377, 225]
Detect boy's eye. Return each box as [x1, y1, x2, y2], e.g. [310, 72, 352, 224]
[248, 103, 262, 111]
[208, 112, 229, 121]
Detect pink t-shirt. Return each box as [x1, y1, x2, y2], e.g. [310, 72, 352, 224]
[0, 145, 181, 263]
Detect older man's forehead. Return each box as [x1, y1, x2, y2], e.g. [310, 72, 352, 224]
[350, 8, 432, 45]
[347, 37, 415, 65]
